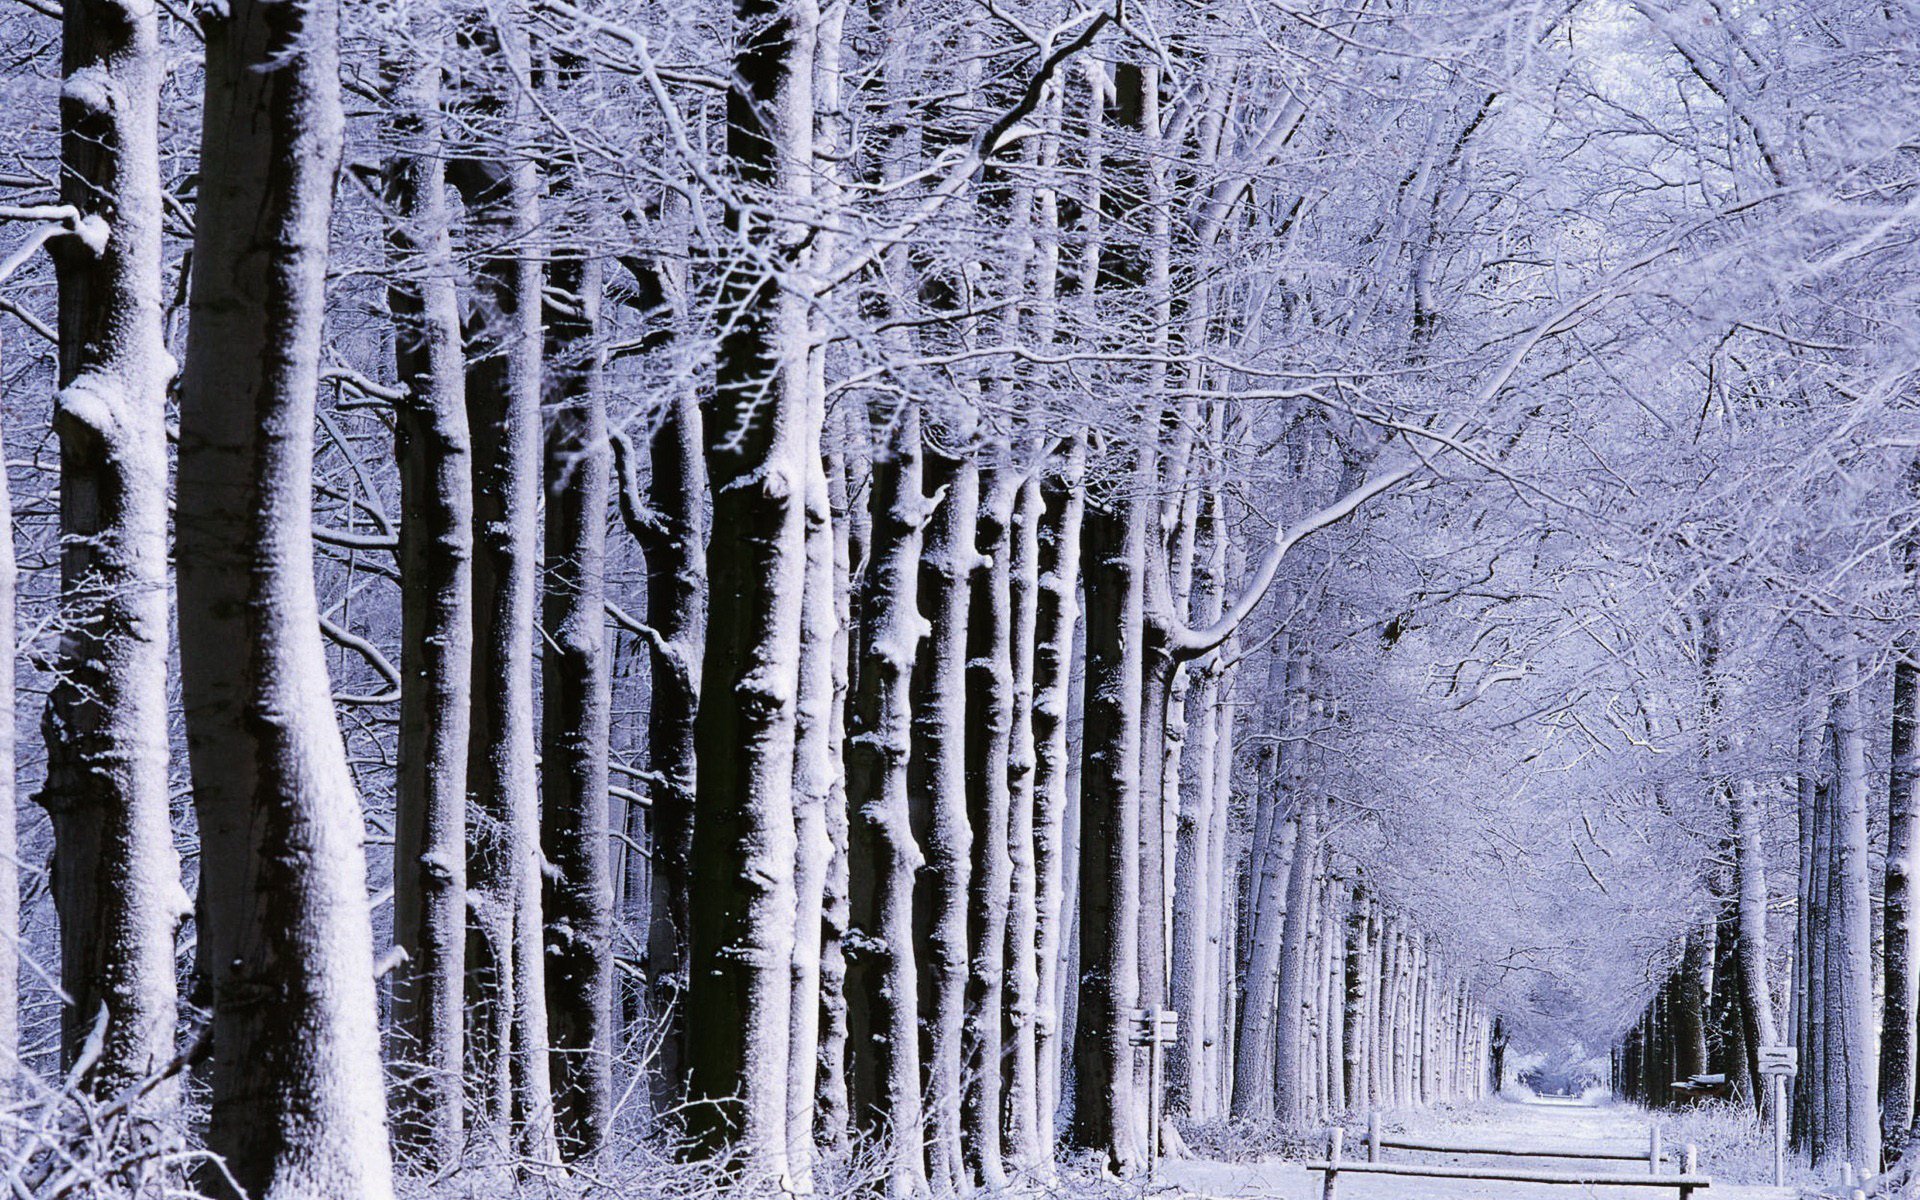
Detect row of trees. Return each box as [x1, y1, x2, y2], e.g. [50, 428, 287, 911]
[0, 0, 1527, 1195]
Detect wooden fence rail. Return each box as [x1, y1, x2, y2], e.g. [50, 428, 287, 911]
[1312, 1124, 1710, 1200]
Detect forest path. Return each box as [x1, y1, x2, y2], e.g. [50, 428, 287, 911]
[1163, 1095, 1797, 1200]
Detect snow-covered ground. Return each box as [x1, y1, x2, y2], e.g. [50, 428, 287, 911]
[1163, 1095, 1798, 1200]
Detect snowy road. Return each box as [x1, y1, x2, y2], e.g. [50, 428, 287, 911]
[1164, 1096, 1798, 1200]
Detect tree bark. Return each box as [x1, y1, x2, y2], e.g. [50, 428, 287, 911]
[845, 404, 931, 1198]
[382, 18, 471, 1162]
[454, 37, 556, 1151]
[684, 0, 817, 1170]
[1071, 421, 1153, 1173]
[1835, 659, 1883, 1171]
[1003, 464, 1045, 1169]
[963, 462, 1016, 1187]
[42, 0, 184, 1108]
[1887, 602, 1919, 1150]
[542, 244, 612, 1160]
[913, 428, 976, 1194]
[176, 0, 396, 1188]
[1032, 435, 1085, 1156]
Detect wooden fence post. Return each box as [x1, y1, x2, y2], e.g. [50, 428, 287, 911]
[1368, 1111, 1381, 1163]
[1323, 1127, 1342, 1200]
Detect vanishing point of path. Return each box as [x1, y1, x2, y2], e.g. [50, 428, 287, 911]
[1166, 1095, 1797, 1200]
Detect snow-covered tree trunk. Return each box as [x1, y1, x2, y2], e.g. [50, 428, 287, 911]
[542, 240, 612, 1160]
[1886, 566, 1919, 1149]
[176, 0, 396, 1188]
[1834, 659, 1882, 1171]
[1031, 435, 1084, 1155]
[816, 415, 856, 1150]
[1003, 462, 1045, 1168]
[1233, 794, 1296, 1119]
[963, 460, 1016, 1187]
[0, 400, 16, 1110]
[42, 0, 183, 1105]
[811, 1, 854, 1155]
[382, 18, 471, 1162]
[913, 425, 977, 1194]
[454, 35, 557, 1150]
[1343, 885, 1370, 1109]
[635, 382, 706, 1105]
[684, 0, 816, 1170]
[1071, 426, 1151, 1173]
[786, 365, 837, 1188]
[1675, 928, 1709, 1080]
[1273, 766, 1324, 1126]
[845, 403, 930, 1198]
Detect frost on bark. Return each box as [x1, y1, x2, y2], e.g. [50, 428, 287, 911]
[0, 405, 16, 1107]
[175, 0, 396, 1189]
[41, 0, 184, 1106]
[382, 15, 471, 1163]
[1272, 791, 1322, 1126]
[1887, 497, 1920, 1150]
[542, 236, 612, 1160]
[845, 404, 930, 1197]
[451, 29, 556, 1155]
[816, 419, 856, 1150]
[786, 366, 837, 1188]
[1071, 430, 1150, 1174]
[1031, 436, 1084, 1154]
[1003, 463, 1046, 1169]
[684, 0, 816, 1167]
[1834, 658, 1883, 1172]
[1232, 647, 1298, 1121]
[963, 459, 1016, 1188]
[912, 424, 977, 1194]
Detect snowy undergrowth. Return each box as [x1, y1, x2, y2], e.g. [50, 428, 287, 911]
[1634, 1100, 1820, 1191]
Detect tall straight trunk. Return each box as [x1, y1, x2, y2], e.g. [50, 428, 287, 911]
[913, 430, 976, 1193]
[542, 248, 612, 1160]
[1032, 436, 1085, 1154]
[1835, 661, 1883, 1171]
[1343, 886, 1370, 1108]
[1233, 809, 1296, 1120]
[1170, 477, 1223, 1119]
[1071, 430, 1150, 1173]
[816, 426, 855, 1149]
[176, 0, 395, 1189]
[0, 408, 16, 1108]
[383, 21, 471, 1162]
[455, 47, 556, 1151]
[1675, 928, 1709, 1079]
[685, 0, 817, 1170]
[810, 1, 853, 1155]
[1003, 465, 1045, 1169]
[43, 0, 183, 1104]
[1204, 620, 1240, 1116]
[963, 464, 1016, 1187]
[845, 405, 931, 1197]
[1795, 733, 1822, 1149]
[1818, 726, 1842, 1152]
[1887, 616, 1919, 1150]
[636, 387, 706, 1102]
[1273, 770, 1325, 1126]
[786, 376, 836, 1188]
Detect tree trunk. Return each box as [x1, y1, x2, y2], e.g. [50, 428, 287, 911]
[43, 0, 184, 1108]
[382, 19, 471, 1163]
[176, 0, 396, 1188]
[846, 404, 931, 1197]
[0, 401, 16, 1110]
[1071, 429, 1150, 1173]
[1032, 435, 1085, 1156]
[786, 373, 837, 1188]
[1003, 464, 1045, 1169]
[455, 41, 556, 1151]
[684, 0, 817, 1169]
[1835, 660, 1883, 1171]
[1887, 614, 1919, 1151]
[913, 430, 976, 1194]
[542, 245, 612, 1160]
[816, 424, 855, 1149]
[1274, 763, 1325, 1126]
[963, 462, 1016, 1187]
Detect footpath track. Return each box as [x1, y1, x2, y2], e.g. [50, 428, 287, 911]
[1165, 1095, 1797, 1200]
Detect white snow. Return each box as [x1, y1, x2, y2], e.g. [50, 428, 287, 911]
[1164, 1095, 1796, 1200]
